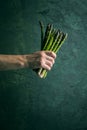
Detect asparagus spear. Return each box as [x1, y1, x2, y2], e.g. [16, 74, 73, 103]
[43, 24, 53, 50]
[38, 33, 68, 78]
[53, 32, 63, 53]
[40, 69, 47, 78]
[38, 24, 53, 77]
[50, 30, 60, 51]
[39, 21, 44, 50]
[38, 30, 58, 78]
[39, 31, 62, 78]
[55, 33, 68, 53]
[37, 22, 68, 78]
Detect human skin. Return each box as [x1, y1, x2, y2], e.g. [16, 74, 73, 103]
[0, 51, 56, 71]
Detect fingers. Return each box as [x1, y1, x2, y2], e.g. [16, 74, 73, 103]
[40, 51, 56, 71]
[46, 55, 55, 64]
[45, 51, 56, 59]
[26, 51, 56, 70]
[41, 60, 53, 71]
[45, 60, 53, 70]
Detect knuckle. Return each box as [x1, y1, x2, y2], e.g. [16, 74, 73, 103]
[52, 52, 56, 59]
[54, 54, 57, 59]
[40, 51, 45, 57]
[52, 59, 55, 64]
[49, 62, 53, 68]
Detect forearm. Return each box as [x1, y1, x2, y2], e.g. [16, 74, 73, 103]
[0, 55, 27, 70]
[0, 51, 56, 71]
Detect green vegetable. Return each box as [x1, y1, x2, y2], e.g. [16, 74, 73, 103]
[35, 21, 68, 78]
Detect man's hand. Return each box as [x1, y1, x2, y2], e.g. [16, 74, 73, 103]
[0, 51, 56, 71]
[25, 51, 56, 71]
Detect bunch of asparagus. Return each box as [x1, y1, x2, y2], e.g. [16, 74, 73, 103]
[36, 21, 68, 78]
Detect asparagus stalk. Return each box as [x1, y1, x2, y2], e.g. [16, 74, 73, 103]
[38, 31, 61, 78]
[53, 32, 63, 53]
[38, 24, 53, 77]
[39, 21, 44, 50]
[38, 30, 59, 78]
[39, 34, 68, 78]
[55, 33, 68, 53]
[43, 24, 53, 50]
[50, 30, 60, 51]
[43, 33, 68, 78]
[37, 22, 68, 78]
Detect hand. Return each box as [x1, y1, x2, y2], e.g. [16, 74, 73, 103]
[25, 51, 56, 71]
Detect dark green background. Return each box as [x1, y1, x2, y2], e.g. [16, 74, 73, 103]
[0, 0, 87, 130]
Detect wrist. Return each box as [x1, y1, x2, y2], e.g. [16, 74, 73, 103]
[23, 54, 32, 68]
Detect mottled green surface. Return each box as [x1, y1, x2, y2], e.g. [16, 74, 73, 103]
[0, 0, 87, 130]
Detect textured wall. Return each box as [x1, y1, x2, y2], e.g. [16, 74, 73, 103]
[0, 0, 87, 130]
